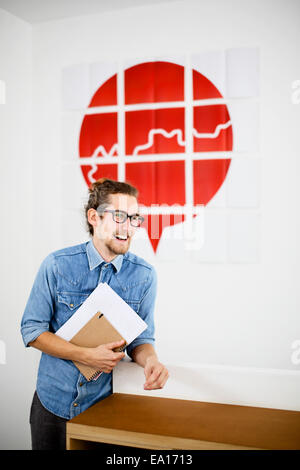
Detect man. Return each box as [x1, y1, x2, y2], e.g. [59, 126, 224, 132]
[21, 178, 169, 450]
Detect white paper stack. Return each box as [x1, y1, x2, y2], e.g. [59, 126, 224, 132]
[55, 282, 147, 345]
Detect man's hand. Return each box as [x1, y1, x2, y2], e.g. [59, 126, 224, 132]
[130, 344, 169, 390]
[84, 340, 125, 373]
[143, 356, 169, 390]
[28, 333, 125, 374]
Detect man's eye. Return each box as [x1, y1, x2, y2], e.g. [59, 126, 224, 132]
[114, 211, 126, 221]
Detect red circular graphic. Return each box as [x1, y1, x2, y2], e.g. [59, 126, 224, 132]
[79, 61, 233, 252]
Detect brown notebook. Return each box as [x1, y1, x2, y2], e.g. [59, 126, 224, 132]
[70, 311, 127, 381]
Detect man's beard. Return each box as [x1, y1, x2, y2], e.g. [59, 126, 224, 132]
[94, 225, 131, 255]
[105, 236, 131, 255]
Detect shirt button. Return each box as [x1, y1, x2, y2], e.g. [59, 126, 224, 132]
[73, 403, 78, 407]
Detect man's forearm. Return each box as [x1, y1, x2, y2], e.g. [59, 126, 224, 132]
[29, 331, 125, 373]
[131, 343, 158, 367]
[29, 331, 91, 364]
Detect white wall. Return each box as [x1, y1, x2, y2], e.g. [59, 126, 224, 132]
[0, 8, 36, 450]
[31, 0, 300, 369]
[1, 0, 300, 450]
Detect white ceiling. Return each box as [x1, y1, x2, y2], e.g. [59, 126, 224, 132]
[0, 0, 180, 24]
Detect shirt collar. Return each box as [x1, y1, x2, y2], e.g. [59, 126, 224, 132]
[86, 239, 123, 273]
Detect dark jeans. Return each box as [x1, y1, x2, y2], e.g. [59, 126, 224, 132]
[30, 391, 68, 450]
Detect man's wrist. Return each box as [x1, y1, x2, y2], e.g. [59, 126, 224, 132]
[145, 354, 158, 365]
[131, 344, 158, 367]
[77, 346, 93, 366]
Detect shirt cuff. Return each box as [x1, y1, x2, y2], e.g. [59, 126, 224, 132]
[21, 324, 49, 347]
[126, 338, 155, 359]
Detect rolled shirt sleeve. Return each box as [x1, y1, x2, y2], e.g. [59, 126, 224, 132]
[126, 267, 157, 358]
[21, 254, 56, 347]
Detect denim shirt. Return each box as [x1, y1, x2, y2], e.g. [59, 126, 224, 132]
[21, 240, 156, 419]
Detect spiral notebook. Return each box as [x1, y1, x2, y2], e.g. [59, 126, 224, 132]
[70, 312, 127, 381]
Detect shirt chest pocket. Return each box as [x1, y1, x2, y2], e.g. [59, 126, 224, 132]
[124, 300, 140, 314]
[56, 292, 89, 326]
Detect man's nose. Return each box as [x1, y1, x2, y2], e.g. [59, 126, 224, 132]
[119, 217, 132, 233]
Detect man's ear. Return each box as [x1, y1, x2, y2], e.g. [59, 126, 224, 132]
[87, 208, 100, 230]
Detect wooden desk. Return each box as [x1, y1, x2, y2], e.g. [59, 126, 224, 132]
[66, 393, 300, 450]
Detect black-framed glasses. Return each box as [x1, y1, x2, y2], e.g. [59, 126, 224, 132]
[99, 209, 145, 227]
